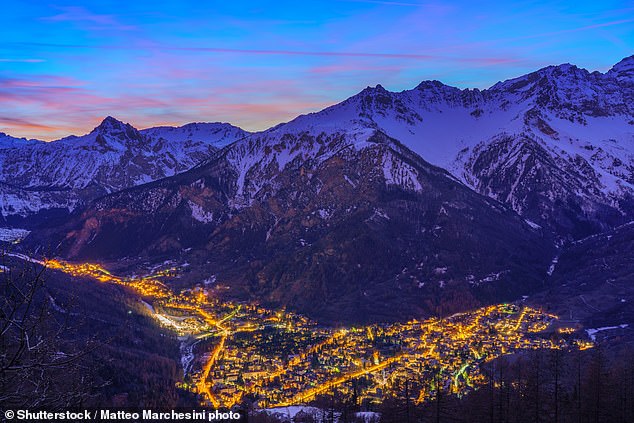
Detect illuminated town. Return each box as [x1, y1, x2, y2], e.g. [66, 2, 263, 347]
[44, 258, 592, 410]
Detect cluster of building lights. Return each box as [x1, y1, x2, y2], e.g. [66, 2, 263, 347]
[46, 259, 592, 409]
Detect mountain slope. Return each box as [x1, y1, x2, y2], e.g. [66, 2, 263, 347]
[35, 126, 555, 323]
[13, 56, 634, 322]
[529, 221, 634, 342]
[273, 57, 634, 239]
[140, 122, 247, 147]
[0, 117, 249, 225]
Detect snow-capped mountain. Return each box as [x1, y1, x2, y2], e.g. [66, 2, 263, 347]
[140, 121, 248, 146]
[0, 132, 39, 149]
[24, 55, 634, 322]
[6, 57, 634, 237]
[262, 56, 634, 239]
[0, 117, 249, 225]
[37, 128, 554, 322]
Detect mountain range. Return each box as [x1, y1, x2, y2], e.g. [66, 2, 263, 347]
[0, 118, 249, 225]
[5, 55, 634, 323]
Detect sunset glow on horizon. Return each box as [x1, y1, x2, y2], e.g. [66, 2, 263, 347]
[2, 0, 633, 140]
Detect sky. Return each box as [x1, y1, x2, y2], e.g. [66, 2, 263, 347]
[1, 1, 633, 140]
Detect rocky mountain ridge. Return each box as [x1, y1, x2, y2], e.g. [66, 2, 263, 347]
[0, 118, 249, 225]
[279, 56, 634, 239]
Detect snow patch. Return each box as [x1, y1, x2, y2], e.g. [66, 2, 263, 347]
[203, 275, 217, 286]
[547, 255, 560, 276]
[0, 228, 31, 242]
[48, 294, 68, 314]
[525, 219, 542, 230]
[585, 324, 629, 341]
[433, 267, 448, 275]
[355, 411, 381, 422]
[180, 340, 198, 376]
[188, 201, 214, 223]
[470, 270, 510, 286]
[317, 208, 332, 219]
[382, 153, 423, 192]
[141, 300, 155, 313]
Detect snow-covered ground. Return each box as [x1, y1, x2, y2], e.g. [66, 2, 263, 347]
[264, 406, 331, 422]
[0, 227, 30, 242]
[586, 324, 629, 341]
[547, 254, 560, 276]
[263, 406, 379, 422]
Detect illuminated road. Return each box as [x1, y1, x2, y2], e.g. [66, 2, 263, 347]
[42, 258, 231, 405]
[197, 333, 227, 407]
[274, 354, 402, 407]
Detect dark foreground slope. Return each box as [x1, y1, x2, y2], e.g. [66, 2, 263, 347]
[0, 253, 190, 409]
[530, 221, 634, 341]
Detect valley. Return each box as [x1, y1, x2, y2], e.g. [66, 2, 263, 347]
[39, 256, 591, 410]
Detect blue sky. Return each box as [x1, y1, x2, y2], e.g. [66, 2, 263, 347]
[1, 0, 633, 139]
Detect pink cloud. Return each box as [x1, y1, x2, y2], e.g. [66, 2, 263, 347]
[0, 116, 58, 132]
[0, 70, 307, 139]
[309, 63, 410, 75]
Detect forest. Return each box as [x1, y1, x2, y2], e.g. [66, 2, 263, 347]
[0, 253, 196, 410]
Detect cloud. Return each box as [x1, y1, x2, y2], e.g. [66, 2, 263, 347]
[42, 6, 136, 31]
[496, 18, 634, 43]
[0, 59, 45, 63]
[309, 63, 409, 75]
[0, 64, 339, 140]
[0, 116, 58, 132]
[14, 41, 520, 65]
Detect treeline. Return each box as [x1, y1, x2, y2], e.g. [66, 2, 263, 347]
[379, 346, 634, 423]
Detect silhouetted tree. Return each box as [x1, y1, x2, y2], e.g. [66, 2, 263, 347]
[0, 254, 96, 408]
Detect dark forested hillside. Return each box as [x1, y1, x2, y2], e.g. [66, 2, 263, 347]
[0, 253, 191, 410]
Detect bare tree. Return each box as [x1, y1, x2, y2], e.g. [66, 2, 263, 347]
[0, 252, 98, 409]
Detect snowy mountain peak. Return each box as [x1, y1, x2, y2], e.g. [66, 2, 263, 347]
[489, 63, 590, 94]
[94, 116, 127, 131]
[608, 55, 634, 81]
[3, 55, 634, 238]
[549, 62, 579, 73]
[140, 122, 250, 148]
[356, 84, 389, 97]
[91, 116, 142, 141]
[373, 83, 387, 91]
[415, 80, 450, 90]
[0, 118, 250, 220]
